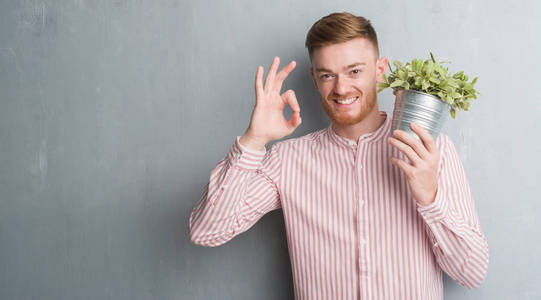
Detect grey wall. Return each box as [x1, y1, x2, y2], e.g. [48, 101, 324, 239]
[1, 0, 540, 299]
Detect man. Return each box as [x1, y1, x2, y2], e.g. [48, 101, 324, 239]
[189, 12, 489, 300]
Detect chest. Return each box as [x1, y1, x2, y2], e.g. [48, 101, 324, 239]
[278, 144, 418, 233]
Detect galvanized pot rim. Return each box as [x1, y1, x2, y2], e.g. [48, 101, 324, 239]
[395, 88, 447, 104]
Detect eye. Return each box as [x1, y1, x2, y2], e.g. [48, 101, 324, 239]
[351, 69, 362, 74]
[321, 74, 333, 80]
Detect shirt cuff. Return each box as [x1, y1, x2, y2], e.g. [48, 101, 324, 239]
[236, 136, 267, 154]
[417, 184, 449, 224]
[226, 136, 267, 170]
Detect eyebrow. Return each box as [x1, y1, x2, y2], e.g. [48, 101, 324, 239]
[315, 62, 367, 73]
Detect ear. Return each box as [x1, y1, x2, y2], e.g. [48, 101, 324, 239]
[309, 67, 319, 90]
[375, 56, 388, 83]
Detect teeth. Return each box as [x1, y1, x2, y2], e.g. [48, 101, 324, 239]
[335, 97, 357, 104]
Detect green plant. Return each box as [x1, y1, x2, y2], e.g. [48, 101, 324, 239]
[377, 52, 480, 119]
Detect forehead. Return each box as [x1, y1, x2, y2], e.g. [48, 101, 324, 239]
[312, 37, 377, 71]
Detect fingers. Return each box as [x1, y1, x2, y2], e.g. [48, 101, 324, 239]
[283, 90, 302, 129]
[256, 57, 296, 105]
[282, 89, 300, 112]
[287, 111, 302, 129]
[410, 122, 437, 153]
[388, 136, 422, 166]
[274, 61, 296, 92]
[264, 56, 280, 92]
[391, 128, 430, 160]
[390, 156, 414, 175]
[255, 66, 263, 101]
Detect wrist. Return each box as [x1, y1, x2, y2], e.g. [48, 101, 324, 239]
[239, 133, 267, 152]
[417, 185, 438, 207]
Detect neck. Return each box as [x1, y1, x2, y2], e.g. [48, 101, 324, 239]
[331, 106, 386, 144]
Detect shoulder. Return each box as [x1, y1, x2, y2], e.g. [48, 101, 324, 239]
[435, 132, 466, 171]
[435, 132, 458, 155]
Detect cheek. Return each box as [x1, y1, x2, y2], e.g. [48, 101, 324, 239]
[319, 83, 333, 98]
[366, 71, 379, 84]
[357, 75, 377, 90]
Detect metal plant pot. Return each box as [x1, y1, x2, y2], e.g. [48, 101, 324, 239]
[391, 89, 451, 142]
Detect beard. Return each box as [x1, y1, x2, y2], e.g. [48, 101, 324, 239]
[320, 87, 378, 126]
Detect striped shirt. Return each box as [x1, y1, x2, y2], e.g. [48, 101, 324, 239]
[189, 111, 489, 299]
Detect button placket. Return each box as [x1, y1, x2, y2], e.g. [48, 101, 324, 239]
[357, 143, 371, 280]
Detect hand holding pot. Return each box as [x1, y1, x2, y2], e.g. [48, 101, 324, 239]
[239, 57, 302, 152]
[388, 122, 441, 206]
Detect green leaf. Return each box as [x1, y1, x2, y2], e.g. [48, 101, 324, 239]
[438, 80, 448, 89]
[377, 82, 389, 93]
[447, 79, 459, 88]
[422, 80, 430, 90]
[397, 69, 407, 80]
[390, 80, 405, 88]
[428, 77, 441, 84]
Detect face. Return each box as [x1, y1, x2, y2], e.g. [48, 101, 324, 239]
[309, 37, 388, 126]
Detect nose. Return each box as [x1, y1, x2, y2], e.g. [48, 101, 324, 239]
[333, 75, 352, 96]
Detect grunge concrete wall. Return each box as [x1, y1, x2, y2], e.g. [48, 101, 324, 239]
[1, 0, 539, 299]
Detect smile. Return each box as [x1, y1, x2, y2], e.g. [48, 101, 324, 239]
[333, 96, 358, 105]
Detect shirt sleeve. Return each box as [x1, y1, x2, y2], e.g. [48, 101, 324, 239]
[188, 136, 282, 247]
[416, 134, 489, 289]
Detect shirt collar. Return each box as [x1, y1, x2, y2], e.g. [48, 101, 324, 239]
[327, 111, 391, 149]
